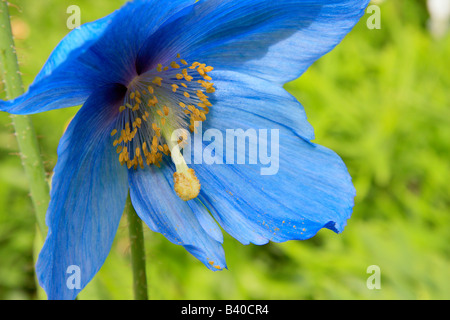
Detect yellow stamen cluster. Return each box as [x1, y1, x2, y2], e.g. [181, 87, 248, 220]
[111, 54, 215, 170]
[170, 62, 215, 133]
[112, 88, 171, 169]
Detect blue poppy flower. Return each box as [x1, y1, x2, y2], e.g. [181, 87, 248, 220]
[0, 0, 369, 299]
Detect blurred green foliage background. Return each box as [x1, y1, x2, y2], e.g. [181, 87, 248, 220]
[0, 0, 448, 300]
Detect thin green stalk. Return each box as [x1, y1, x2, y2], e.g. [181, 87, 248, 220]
[0, 1, 49, 236]
[125, 193, 148, 300]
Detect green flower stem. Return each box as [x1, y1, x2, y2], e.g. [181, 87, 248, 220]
[125, 193, 148, 300]
[0, 0, 49, 236]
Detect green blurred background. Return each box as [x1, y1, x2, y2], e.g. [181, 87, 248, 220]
[0, 0, 448, 300]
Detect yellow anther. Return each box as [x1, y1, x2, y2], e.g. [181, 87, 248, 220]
[111, 129, 118, 136]
[172, 84, 179, 92]
[176, 74, 184, 80]
[171, 61, 180, 69]
[184, 92, 190, 98]
[176, 53, 181, 59]
[152, 77, 163, 86]
[197, 67, 205, 76]
[180, 59, 188, 65]
[197, 91, 206, 98]
[119, 105, 126, 112]
[157, 64, 163, 72]
[148, 86, 154, 94]
[181, 69, 191, 81]
[130, 92, 136, 99]
[127, 160, 133, 170]
[148, 95, 158, 106]
[163, 105, 170, 116]
[189, 62, 200, 69]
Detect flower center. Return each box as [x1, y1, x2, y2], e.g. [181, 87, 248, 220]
[110, 53, 215, 201]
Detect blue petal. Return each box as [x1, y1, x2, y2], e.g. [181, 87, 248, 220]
[0, 14, 115, 115]
[1, 0, 196, 115]
[86, 0, 198, 82]
[188, 72, 355, 245]
[137, 0, 369, 83]
[209, 70, 315, 141]
[36, 84, 129, 300]
[33, 13, 118, 83]
[129, 159, 226, 271]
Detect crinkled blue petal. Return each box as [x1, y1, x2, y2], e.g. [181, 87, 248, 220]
[36, 84, 129, 300]
[129, 159, 226, 271]
[137, 0, 369, 83]
[188, 72, 355, 245]
[210, 70, 315, 141]
[1, 0, 197, 115]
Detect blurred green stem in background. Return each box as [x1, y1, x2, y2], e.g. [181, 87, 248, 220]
[125, 193, 148, 300]
[0, 0, 49, 237]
